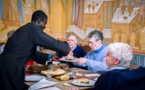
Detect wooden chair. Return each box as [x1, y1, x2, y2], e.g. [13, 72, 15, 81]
[129, 64, 139, 69]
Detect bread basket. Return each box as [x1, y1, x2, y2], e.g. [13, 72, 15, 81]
[29, 64, 48, 73]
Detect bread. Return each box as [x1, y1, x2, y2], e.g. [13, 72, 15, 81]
[41, 69, 65, 75]
[60, 74, 70, 81]
[76, 78, 90, 84]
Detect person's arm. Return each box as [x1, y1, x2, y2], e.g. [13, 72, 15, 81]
[71, 51, 93, 67]
[85, 57, 109, 71]
[32, 26, 70, 56]
[32, 51, 60, 65]
[31, 51, 49, 65]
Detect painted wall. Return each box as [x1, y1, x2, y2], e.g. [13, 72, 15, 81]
[0, 0, 145, 52]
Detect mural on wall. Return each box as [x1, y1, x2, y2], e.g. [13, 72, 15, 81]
[0, 0, 24, 31]
[112, 0, 145, 50]
[0, 0, 145, 51]
[66, 0, 145, 51]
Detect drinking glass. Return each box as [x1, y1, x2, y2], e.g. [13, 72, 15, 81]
[62, 63, 69, 71]
[46, 74, 52, 80]
[48, 64, 53, 71]
[71, 69, 78, 80]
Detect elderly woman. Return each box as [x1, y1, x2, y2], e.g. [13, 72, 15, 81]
[92, 42, 145, 90]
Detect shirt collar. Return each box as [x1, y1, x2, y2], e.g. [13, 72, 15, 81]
[110, 66, 126, 71]
[95, 45, 105, 53]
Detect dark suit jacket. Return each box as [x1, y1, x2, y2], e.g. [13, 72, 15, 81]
[0, 23, 69, 90]
[92, 67, 145, 90]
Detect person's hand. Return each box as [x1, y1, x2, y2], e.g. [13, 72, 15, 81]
[68, 50, 73, 56]
[67, 47, 71, 53]
[51, 55, 60, 61]
[74, 58, 87, 64]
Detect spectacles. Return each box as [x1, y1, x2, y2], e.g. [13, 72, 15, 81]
[88, 41, 97, 45]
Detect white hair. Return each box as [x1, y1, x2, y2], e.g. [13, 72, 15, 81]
[67, 34, 78, 42]
[107, 42, 133, 68]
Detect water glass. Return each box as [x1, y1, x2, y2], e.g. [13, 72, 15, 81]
[62, 63, 69, 71]
[48, 64, 53, 71]
[71, 69, 78, 79]
[46, 74, 52, 80]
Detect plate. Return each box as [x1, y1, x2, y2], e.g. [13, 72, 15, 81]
[72, 79, 95, 87]
[25, 75, 45, 82]
[41, 69, 66, 75]
[84, 74, 100, 77]
[60, 59, 75, 62]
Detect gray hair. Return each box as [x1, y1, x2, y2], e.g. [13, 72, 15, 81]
[7, 30, 15, 38]
[88, 30, 103, 41]
[107, 42, 133, 68]
[67, 34, 78, 41]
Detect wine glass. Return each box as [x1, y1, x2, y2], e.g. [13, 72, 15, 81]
[46, 74, 52, 80]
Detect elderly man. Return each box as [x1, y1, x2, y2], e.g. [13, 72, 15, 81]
[66, 34, 86, 58]
[93, 42, 145, 90]
[74, 30, 109, 73]
[57, 34, 86, 58]
[57, 34, 86, 69]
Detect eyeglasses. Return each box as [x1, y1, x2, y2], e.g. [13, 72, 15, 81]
[88, 41, 97, 45]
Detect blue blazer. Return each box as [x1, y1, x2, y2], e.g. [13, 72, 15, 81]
[93, 67, 145, 90]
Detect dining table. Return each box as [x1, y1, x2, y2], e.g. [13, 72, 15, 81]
[24, 66, 100, 90]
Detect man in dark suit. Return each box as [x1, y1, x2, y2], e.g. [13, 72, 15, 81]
[92, 42, 145, 90]
[0, 10, 70, 90]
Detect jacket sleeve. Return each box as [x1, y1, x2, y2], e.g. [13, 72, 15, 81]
[32, 26, 70, 56]
[85, 57, 109, 71]
[31, 51, 48, 65]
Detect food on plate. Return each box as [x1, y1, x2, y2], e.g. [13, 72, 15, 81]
[60, 74, 70, 81]
[76, 78, 90, 84]
[41, 69, 65, 75]
[77, 73, 83, 78]
[66, 55, 75, 60]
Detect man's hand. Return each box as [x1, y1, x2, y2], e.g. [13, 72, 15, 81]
[74, 58, 87, 64]
[51, 55, 60, 61]
[68, 50, 73, 56]
[67, 47, 71, 53]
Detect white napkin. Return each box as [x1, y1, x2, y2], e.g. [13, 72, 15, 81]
[94, 78, 98, 81]
[39, 87, 61, 90]
[28, 78, 58, 90]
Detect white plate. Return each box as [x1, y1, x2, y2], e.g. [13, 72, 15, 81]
[60, 59, 75, 62]
[84, 74, 100, 77]
[25, 75, 45, 82]
[72, 79, 95, 87]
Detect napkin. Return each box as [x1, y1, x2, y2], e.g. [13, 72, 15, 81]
[28, 78, 58, 90]
[39, 87, 61, 90]
[94, 78, 98, 81]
